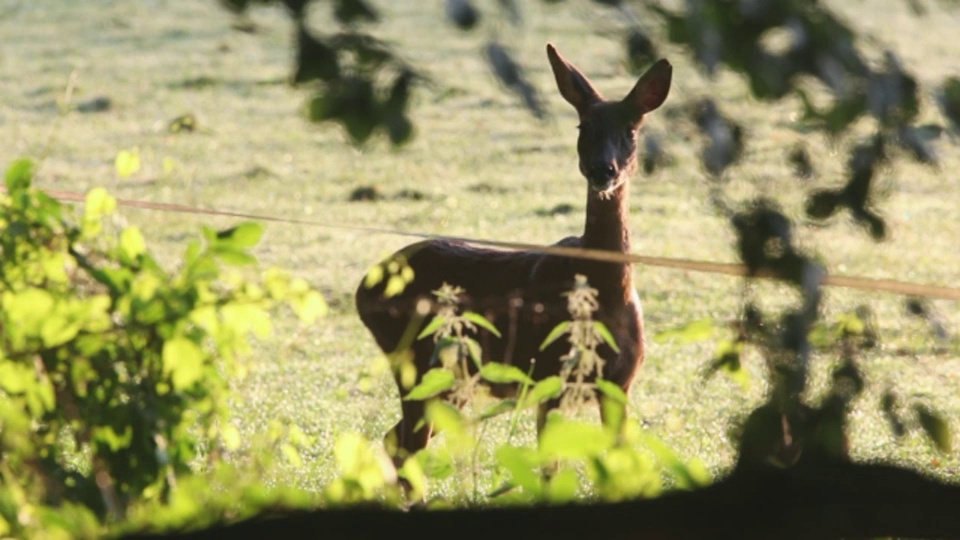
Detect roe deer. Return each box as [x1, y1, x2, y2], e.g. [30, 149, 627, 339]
[355, 43, 672, 466]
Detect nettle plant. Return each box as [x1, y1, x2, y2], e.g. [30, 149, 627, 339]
[0, 159, 325, 536]
[378, 276, 709, 505]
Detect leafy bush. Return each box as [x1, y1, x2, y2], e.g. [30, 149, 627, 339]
[0, 158, 325, 537]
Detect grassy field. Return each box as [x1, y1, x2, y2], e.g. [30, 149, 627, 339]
[2, 0, 958, 499]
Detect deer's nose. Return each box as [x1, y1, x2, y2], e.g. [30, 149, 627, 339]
[588, 164, 618, 183]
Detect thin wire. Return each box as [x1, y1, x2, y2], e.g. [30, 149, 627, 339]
[32, 188, 960, 301]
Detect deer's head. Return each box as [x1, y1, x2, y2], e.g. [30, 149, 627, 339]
[547, 43, 672, 196]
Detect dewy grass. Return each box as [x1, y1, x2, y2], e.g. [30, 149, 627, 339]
[0, 0, 957, 499]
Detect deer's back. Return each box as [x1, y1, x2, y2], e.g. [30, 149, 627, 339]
[356, 238, 644, 389]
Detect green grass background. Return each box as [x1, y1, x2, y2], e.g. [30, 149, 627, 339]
[1, 0, 958, 498]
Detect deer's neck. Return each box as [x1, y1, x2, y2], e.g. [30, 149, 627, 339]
[582, 182, 631, 252]
[579, 182, 634, 308]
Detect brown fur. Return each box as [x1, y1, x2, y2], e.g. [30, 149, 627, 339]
[355, 43, 672, 464]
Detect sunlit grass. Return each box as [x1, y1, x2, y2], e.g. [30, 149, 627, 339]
[1, 0, 957, 498]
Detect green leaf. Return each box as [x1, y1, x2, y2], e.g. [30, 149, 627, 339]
[162, 337, 205, 390]
[404, 368, 455, 401]
[494, 446, 542, 494]
[83, 187, 117, 238]
[538, 417, 614, 460]
[398, 456, 428, 500]
[222, 424, 242, 451]
[211, 246, 258, 266]
[706, 341, 749, 391]
[221, 303, 273, 339]
[416, 448, 455, 479]
[653, 318, 715, 343]
[119, 226, 146, 261]
[383, 275, 408, 297]
[417, 316, 446, 340]
[462, 311, 501, 337]
[93, 425, 133, 452]
[593, 322, 621, 353]
[282, 443, 304, 467]
[545, 468, 579, 503]
[363, 264, 385, 288]
[595, 379, 627, 405]
[539, 321, 571, 351]
[216, 222, 264, 249]
[522, 376, 563, 407]
[40, 310, 81, 348]
[0, 362, 34, 394]
[5, 158, 33, 192]
[477, 399, 517, 421]
[115, 147, 141, 178]
[639, 433, 710, 489]
[3, 288, 55, 349]
[292, 290, 328, 324]
[915, 404, 953, 453]
[463, 337, 483, 369]
[424, 401, 470, 446]
[480, 363, 534, 386]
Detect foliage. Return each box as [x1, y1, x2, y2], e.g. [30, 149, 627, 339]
[0, 158, 325, 537]
[396, 275, 708, 505]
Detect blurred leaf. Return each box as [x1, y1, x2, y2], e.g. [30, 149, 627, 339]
[626, 29, 658, 75]
[398, 457, 427, 500]
[162, 337, 205, 390]
[404, 368, 455, 401]
[805, 190, 843, 220]
[595, 379, 627, 405]
[216, 222, 263, 249]
[593, 322, 621, 353]
[653, 318, 715, 343]
[484, 42, 547, 120]
[797, 90, 867, 134]
[294, 24, 339, 84]
[539, 417, 614, 460]
[115, 147, 141, 179]
[219, 0, 250, 14]
[5, 158, 33, 191]
[705, 340, 749, 391]
[416, 448, 455, 479]
[477, 399, 517, 421]
[494, 446, 542, 494]
[463, 311, 502, 337]
[788, 145, 815, 179]
[939, 76, 960, 131]
[640, 433, 710, 489]
[545, 468, 579, 503]
[480, 363, 533, 386]
[881, 389, 906, 438]
[222, 424, 242, 451]
[539, 321, 571, 351]
[334, 0, 378, 24]
[119, 226, 146, 262]
[895, 125, 938, 164]
[521, 376, 563, 406]
[291, 290, 328, 324]
[915, 404, 952, 454]
[168, 113, 197, 133]
[417, 316, 447, 340]
[446, 0, 480, 30]
[384, 70, 415, 145]
[281, 0, 309, 17]
[695, 99, 744, 176]
[425, 401, 470, 446]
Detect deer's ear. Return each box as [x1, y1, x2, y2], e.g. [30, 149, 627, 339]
[546, 43, 603, 116]
[623, 59, 672, 122]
